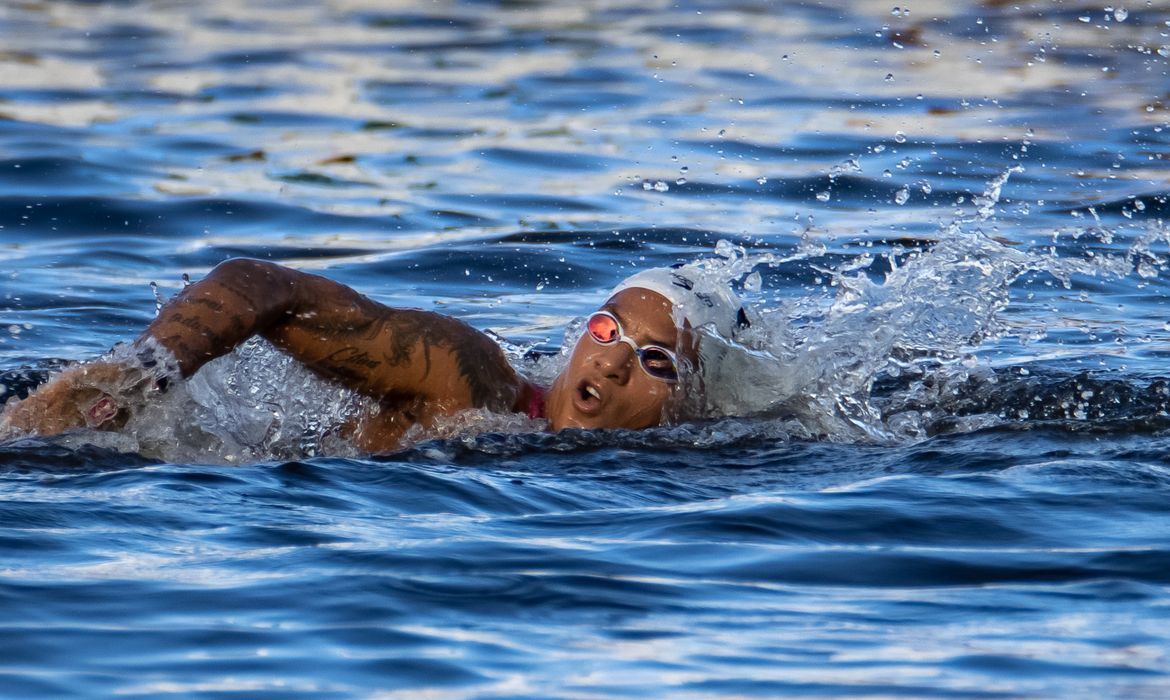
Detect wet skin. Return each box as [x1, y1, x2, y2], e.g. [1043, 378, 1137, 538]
[0, 259, 684, 450]
[545, 288, 681, 431]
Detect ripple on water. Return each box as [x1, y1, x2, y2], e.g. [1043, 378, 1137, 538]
[3, 0, 1170, 697]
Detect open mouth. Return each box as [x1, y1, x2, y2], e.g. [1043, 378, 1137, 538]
[572, 379, 604, 414]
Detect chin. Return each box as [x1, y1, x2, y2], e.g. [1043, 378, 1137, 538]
[546, 404, 612, 432]
[547, 412, 583, 432]
[550, 409, 661, 432]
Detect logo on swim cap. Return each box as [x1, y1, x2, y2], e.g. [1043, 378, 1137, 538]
[669, 272, 695, 291]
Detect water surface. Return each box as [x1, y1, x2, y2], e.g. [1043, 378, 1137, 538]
[2, 1, 1170, 696]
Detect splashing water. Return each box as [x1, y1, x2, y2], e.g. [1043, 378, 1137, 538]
[680, 167, 1170, 443]
[93, 338, 373, 463]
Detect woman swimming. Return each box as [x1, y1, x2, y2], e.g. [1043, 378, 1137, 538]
[0, 258, 747, 451]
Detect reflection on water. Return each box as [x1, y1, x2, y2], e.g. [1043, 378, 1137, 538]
[2, 0, 1170, 697]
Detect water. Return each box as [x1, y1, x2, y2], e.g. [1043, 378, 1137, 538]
[3, 0, 1170, 696]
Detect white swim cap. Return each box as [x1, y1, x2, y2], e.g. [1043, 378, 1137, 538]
[610, 264, 750, 338]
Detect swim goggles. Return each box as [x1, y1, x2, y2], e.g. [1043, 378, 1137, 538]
[586, 311, 679, 382]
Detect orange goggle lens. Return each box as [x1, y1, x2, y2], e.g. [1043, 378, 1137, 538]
[587, 312, 620, 343]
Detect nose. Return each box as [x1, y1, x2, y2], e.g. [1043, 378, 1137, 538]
[591, 340, 635, 384]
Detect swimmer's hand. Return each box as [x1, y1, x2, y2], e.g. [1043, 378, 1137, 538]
[0, 362, 152, 438]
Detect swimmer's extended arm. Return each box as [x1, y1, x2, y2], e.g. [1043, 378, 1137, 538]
[143, 258, 524, 409]
[1, 259, 527, 438]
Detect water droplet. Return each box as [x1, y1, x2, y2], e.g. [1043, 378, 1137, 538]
[744, 271, 762, 291]
[464, 269, 470, 276]
[150, 281, 166, 315]
[676, 177, 687, 185]
[873, 144, 886, 153]
[884, 73, 895, 82]
[932, 49, 941, 58]
[717, 129, 726, 137]
[7, 324, 19, 336]
[894, 187, 910, 205]
[1135, 199, 1146, 211]
[920, 182, 932, 194]
[894, 131, 906, 143]
[891, 6, 902, 17]
[1159, 46, 1170, 58]
[653, 180, 670, 192]
[829, 157, 862, 176]
[714, 240, 738, 258]
[1078, 15, 1090, 22]
[816, 191, 831, 202]
[1114, 7, 1128, 21]
[756, 176, 768, 185]
[680, 166, 689, 173]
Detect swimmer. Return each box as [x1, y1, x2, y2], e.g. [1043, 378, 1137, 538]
[0, 258, 747, 451]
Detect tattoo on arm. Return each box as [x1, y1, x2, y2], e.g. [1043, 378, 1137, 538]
[325, 347, 383, 371]
[375, 311, 512, 409]
[190, 297, 224, 312]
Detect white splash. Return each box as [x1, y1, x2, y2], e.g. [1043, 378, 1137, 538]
[112, 338, 372, 463]
[677, 167, 1170, 443]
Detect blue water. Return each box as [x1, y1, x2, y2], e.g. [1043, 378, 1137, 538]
[3, 0, 1170, 696]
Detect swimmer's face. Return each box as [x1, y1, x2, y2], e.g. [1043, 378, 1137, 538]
[546, 288, 685, 431]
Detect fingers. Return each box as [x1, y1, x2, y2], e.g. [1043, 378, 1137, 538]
[0, 362, 140, 438]
[0, 384, 95, 436]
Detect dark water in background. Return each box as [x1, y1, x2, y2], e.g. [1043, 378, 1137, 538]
[3, 0, 1170, 696]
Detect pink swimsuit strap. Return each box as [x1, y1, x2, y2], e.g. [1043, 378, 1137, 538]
[527, 385, 547, 419]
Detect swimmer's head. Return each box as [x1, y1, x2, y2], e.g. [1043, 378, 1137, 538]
[545, 265, 748, 431]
